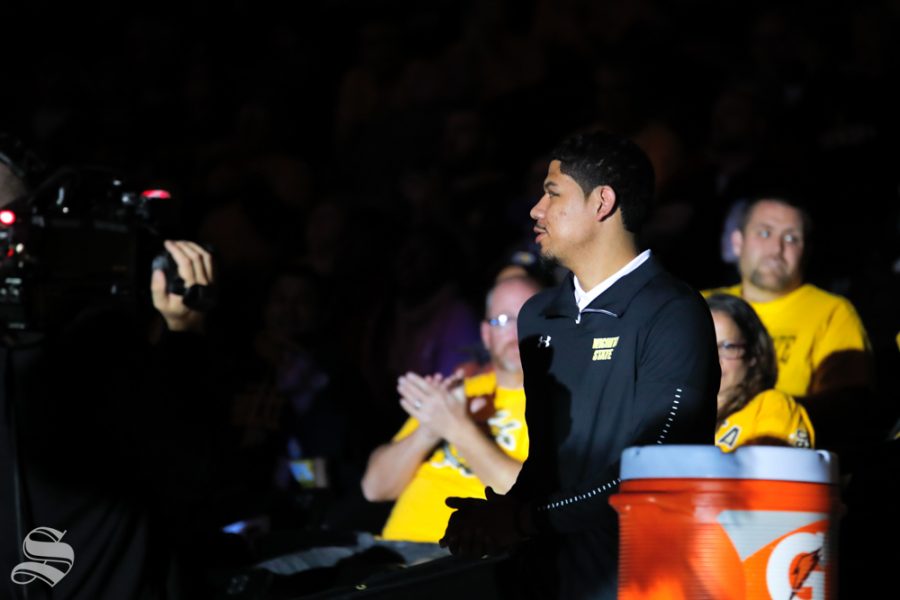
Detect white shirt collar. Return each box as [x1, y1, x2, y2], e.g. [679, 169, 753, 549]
[573, 249, 652, 312]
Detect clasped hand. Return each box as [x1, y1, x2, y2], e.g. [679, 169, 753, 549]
[440, 486, 526, 558]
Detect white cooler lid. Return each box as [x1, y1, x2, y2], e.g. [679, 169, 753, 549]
[620, 445, 838, 484]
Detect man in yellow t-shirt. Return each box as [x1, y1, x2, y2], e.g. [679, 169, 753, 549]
[705, 281, 869, 399]
[379, 370, 528, 541]
[361, 276, 539, 543]
[705, 196, 873, 452]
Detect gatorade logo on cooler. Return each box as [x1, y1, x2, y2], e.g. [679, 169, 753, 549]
[718, 510, 829, 599]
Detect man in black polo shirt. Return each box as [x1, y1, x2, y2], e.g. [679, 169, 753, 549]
[441, 132, 720, 599]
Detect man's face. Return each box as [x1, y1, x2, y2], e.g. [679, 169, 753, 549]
[481, 279, 538, 374]
[530, 160, 598, 267]
[732, 200, 805, 295]
[263, 274, 318, 340]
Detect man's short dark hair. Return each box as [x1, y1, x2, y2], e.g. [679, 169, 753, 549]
[550, 132, 655, 234]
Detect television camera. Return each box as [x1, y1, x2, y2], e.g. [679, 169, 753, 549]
[0, 167, 207, 332]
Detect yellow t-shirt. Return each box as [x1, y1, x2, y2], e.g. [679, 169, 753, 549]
[704, 284, 870, 397]
[716, 389, 815, 452]
[380, 371, 529, 542]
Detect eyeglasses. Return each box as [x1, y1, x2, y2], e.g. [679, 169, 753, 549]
[717, 341, 746, 359]
[486, 314, 516, 329]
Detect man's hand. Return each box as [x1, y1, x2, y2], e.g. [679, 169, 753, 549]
[398, 370, 474, 444]
[440, 487, 527, 557]
[151, 240, 213, 333]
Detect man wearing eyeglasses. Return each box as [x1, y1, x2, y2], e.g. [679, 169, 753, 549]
[361, 275, 541, 545]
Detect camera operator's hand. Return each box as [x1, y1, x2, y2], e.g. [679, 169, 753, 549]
[151, 240, 213, 333]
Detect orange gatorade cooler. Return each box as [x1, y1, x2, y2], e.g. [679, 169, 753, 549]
[609, 445, 840, 600]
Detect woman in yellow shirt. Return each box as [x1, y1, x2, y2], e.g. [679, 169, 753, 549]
[707, 294, 814, 451]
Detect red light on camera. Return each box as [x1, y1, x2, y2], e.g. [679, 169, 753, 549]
[0, 210, 16, 226]
[141, 189, 172, 200]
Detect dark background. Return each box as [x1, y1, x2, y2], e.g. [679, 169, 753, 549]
[2, 0, 898, 534]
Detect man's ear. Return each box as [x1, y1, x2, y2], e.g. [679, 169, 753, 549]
[592, 185, 617, 222]
[731, 228, 744, 258]
[480, 320, 491, 350]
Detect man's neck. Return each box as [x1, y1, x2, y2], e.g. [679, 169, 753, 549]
[569, 233, 639, 290]
[741, 280, 803, 303]
[495, 369, 524, 389]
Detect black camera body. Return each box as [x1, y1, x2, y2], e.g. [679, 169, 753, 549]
[0, 168, 178, 332]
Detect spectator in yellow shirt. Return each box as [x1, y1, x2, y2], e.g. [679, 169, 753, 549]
[705, 196, 872, 456]
[707, 293, 814, 451]
[361, 275, 540, 543]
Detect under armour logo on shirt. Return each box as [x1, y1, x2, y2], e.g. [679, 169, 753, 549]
[538, 335, 552, 348]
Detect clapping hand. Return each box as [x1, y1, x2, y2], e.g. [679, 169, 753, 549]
[398, 369, 473, 443]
